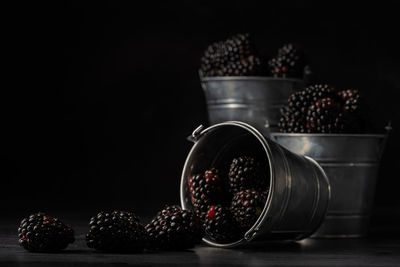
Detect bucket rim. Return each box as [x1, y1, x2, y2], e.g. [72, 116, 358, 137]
[270, 132, 387, 139]
[200, 76, 304, 83]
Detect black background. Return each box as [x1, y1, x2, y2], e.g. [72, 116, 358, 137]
[2, 1, 399, 219]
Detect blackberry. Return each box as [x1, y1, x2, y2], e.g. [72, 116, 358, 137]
[279, 84, 337, 133]
[337, 89, 365, 133]
[338, 89, 361, 113]
[188, 168, 224, 219]
[231, 190, 268, 230]
[86, 211, 146, 252]
[199, 33, 265, 77]
[18, 212, 74, 252]
[268, 43, 306, 78]
[155, 205, 182, 217]
[204, 205, 241, 243]
[217, 55, 264, 76]
[228, 156, 267, 192]
[145, 206, 202, 250]
[306, 97, 343, 133]
[279, 85, 367, 133]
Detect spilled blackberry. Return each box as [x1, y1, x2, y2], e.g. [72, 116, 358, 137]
[155, 205, 182, 217]
[269, 43, 306, 78]
[200, 33, 265, 77]
[279, 85, 367, 133]
[145, 205, 202, 250]
[228, 156, 267, 192]
[86, 211, 146, 252]
[188, 168, 224, 219]
[204, 205, 241, 243]
[231, 189, 268, 230]
[18, 212, 74, 252]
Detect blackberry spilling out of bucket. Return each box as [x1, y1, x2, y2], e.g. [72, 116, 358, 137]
[18, 212, 75, 252]
[204, 205, 242, 243]
[268, 43, 306, 78]
[145, 205, 202, 250]
[231, 189, 268, 230]
[199, 33, 265, 77]
[86, 211, 146, 252]
[279, 84, 366, 133]
[228, 156, 267, 193]
[188, 168, 227, 219]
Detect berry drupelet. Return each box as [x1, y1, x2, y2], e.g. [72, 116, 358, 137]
[268, 43, 306, 78]
[231, 189, 268, 230]
[18, 212, 75, 252]
[145, 205, 202, 250]
[203, 205, 242, 243]
[228, 156, 267, 192]
[86, 211, 146, 252]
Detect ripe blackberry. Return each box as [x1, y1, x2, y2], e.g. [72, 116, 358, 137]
[231, 190, 268, 230]
[218, 55, 264, 76]
[145, 206, 202, 250]
[228, 156, 267, 192]
[155, 205, 182, 217]
[279, 84, 337, 133]
[199, 33, 265, 77]
[269, 43, 306, 78]
[337, 89, 365, 133]
[204, 205, 241, 243]
[306, 97, 343, 133]
[279, 85, 367, 133]
[86, 211, 146, 252]
[18, 212, 74, 252]
[188, 168, 224, 219]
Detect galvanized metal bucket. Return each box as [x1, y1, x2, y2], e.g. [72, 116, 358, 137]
[201, 77, 304, 133]
[270, 133, 388, 238]
[180, 121, 330, 247]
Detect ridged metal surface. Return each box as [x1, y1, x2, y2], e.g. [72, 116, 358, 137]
[180, 121, 330, 247]
[270, 133, 387, 238]
[201, 77, 304, 133]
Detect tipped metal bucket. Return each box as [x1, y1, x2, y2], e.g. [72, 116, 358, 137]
[270, 133, 388, 238]
[180, 121, 330, 247]
[201, 77, 304, 133]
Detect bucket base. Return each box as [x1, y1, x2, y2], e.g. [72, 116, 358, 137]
[311, 214, 369, 238]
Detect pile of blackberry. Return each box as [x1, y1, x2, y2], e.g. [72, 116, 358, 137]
[268, 43, 306, 78]
[145, 205, 202, 250]
[199, 33, 265, 77]
[187, 157, 269, 243]
[86, 211, 146, 252]
[279, 84, 365, 133]
[18, 212, 74, 252]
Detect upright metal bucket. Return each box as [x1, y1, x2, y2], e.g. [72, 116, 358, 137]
[180, 121, 330, 247]
[201, 77, 304, 133]
[270, 133, 387, 238]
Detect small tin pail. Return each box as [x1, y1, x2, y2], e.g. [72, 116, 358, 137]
[201, 77, 304, 133]
[180, 121, 330, 247]
[270, 133, 388, 238]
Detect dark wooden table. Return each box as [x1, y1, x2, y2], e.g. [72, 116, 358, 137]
[1, 213, 400, 266]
